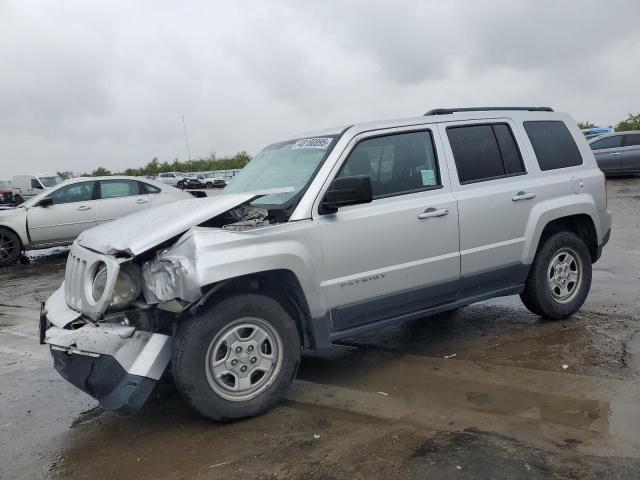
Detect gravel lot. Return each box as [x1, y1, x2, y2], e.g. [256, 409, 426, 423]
[1, 178, 639, 479]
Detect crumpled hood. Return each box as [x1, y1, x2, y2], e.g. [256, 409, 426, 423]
[77, 190, 283, 256]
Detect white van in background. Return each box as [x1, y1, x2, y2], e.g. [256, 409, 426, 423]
[12, 174, 63, 199]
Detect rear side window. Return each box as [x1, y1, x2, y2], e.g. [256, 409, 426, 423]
[624, 134, 640, 147]
[99, 180, 141, 199]
[447, 123, 525, 183]
[140, 181, 161, 194]
[524, 121, 582, 170]
[590, 136, 622, 150]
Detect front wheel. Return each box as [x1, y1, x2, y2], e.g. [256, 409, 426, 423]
[520, 231, 592, 319]
[172, 293, 301, 421]
[0, 228, 22, 267]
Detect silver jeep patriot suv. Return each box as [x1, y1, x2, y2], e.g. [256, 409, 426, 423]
[42, 107, 612, 420]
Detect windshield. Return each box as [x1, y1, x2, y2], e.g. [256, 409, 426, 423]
[0, 181, 13, 188]
[225, 136, 338, 206]
[39, 176, 63, 187]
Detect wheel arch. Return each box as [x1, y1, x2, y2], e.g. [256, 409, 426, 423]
[190, 269, 315, 349]
[530, 213, 599, 264]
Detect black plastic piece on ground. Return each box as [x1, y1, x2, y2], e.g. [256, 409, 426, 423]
[50, 348, 156, 416]
[424, 107, 554, 116]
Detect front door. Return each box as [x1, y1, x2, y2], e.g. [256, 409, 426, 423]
[315, 127, 460, 334]
[27, 181, 97, 245]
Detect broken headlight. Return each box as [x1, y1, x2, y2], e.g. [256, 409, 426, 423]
[92, 264, 142, 310]
[142, 259, 182, 303]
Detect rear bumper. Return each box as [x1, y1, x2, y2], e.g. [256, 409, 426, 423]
[596, 227, 611, 261]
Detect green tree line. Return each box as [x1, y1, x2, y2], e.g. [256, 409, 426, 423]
[578, 112, 640, 132]
[58, 151, 251, 179]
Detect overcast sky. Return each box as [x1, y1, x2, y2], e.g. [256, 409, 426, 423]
[1, 0, 639, 176]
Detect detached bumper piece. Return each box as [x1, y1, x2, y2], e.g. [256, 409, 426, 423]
[51, 348, 156, 416]
[44, 320, 172, 416]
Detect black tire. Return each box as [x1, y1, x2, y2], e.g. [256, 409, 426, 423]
[172, 293, 301, 421]
[0, 228, 22, 267]
[13, 194, 24, 205]
[520, 231, 592, 320]
[205, 182, 213, 189]
[176, 181, 185, 189]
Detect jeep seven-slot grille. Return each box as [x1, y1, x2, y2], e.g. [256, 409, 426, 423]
[64, 251, 88, 311]
[63, 243, 119, 319]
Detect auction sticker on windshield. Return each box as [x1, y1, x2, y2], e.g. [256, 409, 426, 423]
[292, 138, 333, 150]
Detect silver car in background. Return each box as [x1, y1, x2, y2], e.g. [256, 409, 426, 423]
[589, 130, 640, 174]
[0, 176, 192, 266]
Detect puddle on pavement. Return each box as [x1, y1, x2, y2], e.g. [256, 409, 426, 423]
[337, 302, 638, 380]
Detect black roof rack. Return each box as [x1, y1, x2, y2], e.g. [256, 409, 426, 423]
[424, 107, 554, 116]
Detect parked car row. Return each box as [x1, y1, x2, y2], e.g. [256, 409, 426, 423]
[155, 171, 234, 189]
[0, 176, 192, 266]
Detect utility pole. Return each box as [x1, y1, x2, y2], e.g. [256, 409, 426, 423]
[182, 115, 191, 161]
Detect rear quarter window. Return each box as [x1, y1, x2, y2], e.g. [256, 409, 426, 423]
[524, 121, 583, 171]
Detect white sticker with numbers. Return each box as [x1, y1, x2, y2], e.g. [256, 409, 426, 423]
[292, 137, 333, 150]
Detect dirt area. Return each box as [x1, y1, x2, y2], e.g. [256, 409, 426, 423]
[1, 178, 639, 479]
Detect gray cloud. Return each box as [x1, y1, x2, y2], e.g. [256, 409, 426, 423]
[0, 0, 638, 176]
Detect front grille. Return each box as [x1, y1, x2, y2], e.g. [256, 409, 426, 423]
[63, 243, 120, 320]
[65, 251, 88, 311]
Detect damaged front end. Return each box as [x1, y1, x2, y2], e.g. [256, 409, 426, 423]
[42, 190, 292, 415]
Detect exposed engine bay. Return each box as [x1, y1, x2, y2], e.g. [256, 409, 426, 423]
[199, 203, 290, 231]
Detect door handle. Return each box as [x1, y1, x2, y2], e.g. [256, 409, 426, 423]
[611, 152, 622, 156]
[512, 191, 536, 202]
[417, 207, 448, 219]
[77, 205, 91, 211]
[135, 198, 149, 204]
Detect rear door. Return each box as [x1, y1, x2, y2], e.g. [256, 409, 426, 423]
[94, 179, 150, 226]
[589, 135, 623, 173]
[316, 127, 460, 334]
[439, 120, 537, 298]
[621, 133, 640, 172]
[27, 181, 97, 245]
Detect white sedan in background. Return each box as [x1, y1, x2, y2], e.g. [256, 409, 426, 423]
[0, 176, 192, 266]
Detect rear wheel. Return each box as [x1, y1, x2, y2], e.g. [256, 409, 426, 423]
[520, 231, 591, 319]
[0, 228, 22, 267]
[205, 182, 213, 189]
[13, 194, 24, 205]
[172, 293, 300, 420]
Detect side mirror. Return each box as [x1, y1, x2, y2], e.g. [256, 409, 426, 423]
[37, 197, 53, 208]
[320, 175, 372, 214]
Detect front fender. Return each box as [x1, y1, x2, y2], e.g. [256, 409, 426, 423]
[162, 223, 327, 318]
[0, 209, 30, 248]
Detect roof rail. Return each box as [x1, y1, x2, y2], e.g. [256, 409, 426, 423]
[424, 107, 554, 116]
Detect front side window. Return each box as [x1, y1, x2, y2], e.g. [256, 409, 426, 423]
[338, 130, 440, 198]
[524, 121, 583, 170]
[48, 182, 95, 205]
[225, 135, 339, 206]
[447, 123, 525, 183]
[624, 134, 640, 147]
[99, 180, 141, 199]
[31, 179, 43, 189]
[590, 136, 622, 150]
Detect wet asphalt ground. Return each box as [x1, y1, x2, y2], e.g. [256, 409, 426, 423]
[1, 178, 639, 479]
